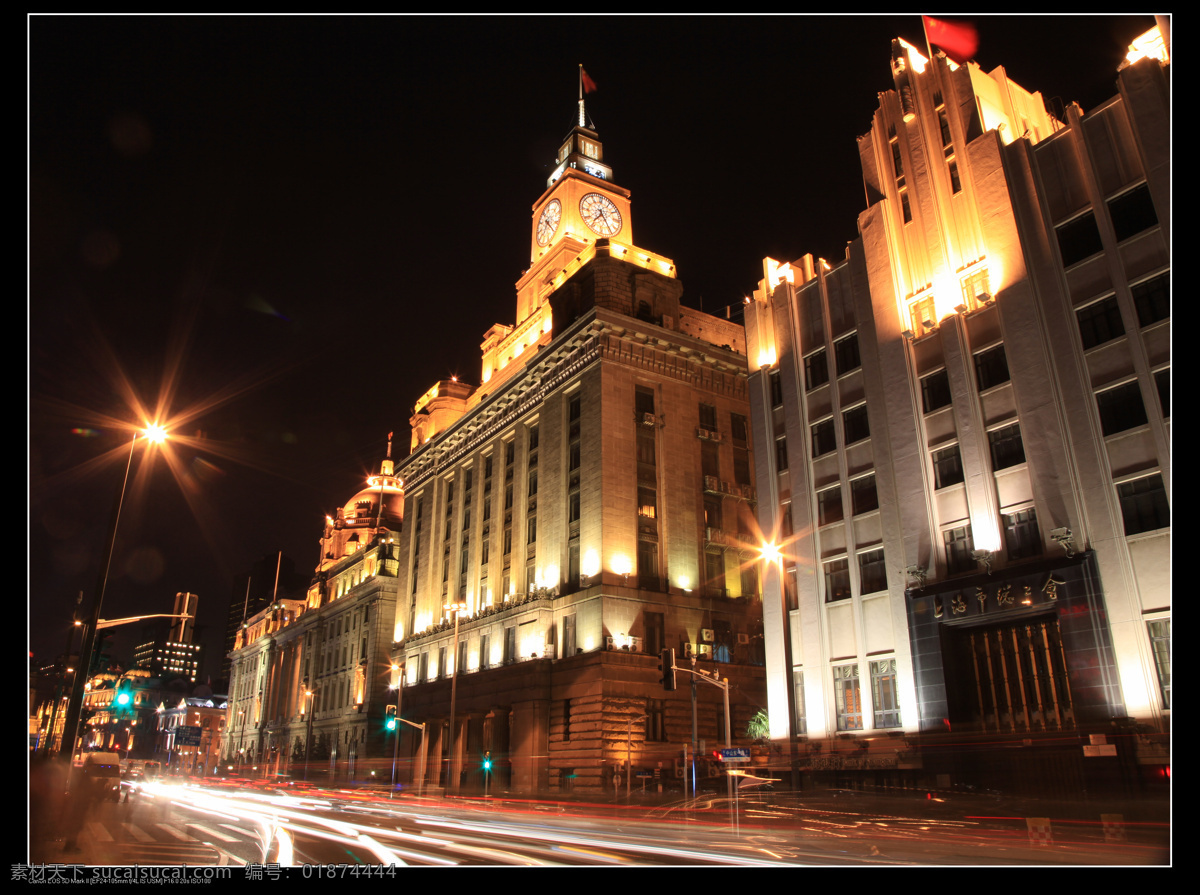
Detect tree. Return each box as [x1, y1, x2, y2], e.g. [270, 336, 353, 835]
[746, 710, 770, 743]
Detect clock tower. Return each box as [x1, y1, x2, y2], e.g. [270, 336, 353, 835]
[515, 83, 633, 328]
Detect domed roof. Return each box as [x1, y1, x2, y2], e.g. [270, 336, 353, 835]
[339, 435, 405, 527]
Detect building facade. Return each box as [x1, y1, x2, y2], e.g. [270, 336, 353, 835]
[744, 31, 1169, 795]
[391, 102, 767, 796]
[224, 450, 403, 781]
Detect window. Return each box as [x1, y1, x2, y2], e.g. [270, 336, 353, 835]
[479, 634, 490, 669]
[792, 670, 807, 735]
[1003, 507, 1042, 560]
[1108, 183, 1158, 242]
[730, 413, 748, 444]
[699, 403, 717, 430]
[988, 423, 1026, 470]
[834, 333, 861, 375]
[974, 344, 1010, 391]
[457, 639, 467, 676]
[637, 539, 659, 588]
[635, 387, 655, 418]
[774, 436, 789, 471]
[817, 486, 843, 526]
[1096, 381, 1148, 435]
[1147, 619, 1171, 710]
[1056, 211, 1103, 267]
[769, 369, 783, 407]
[1117, 475, 1169, 535]
[562, 699, 572, 742]
[900, 191, 912, 223]
[503, 626, 516, 664]
[1077, 295, 1125, 349]
[921, 369, 952, 413]
[851, 475, 879, 515]
[563, 614, 577, 658]
[932, 445, 964, 489]
[811, 419, 836, 457]
[858, 548, 887, 594]
[948, 159, 962, 193]
[643, 611, 663, 657]
[843, 404, 870, 444]
[646, 699, 666, 742]
[701, 440, 719, 479]
[870, 659, 901, 728]
[1154, 368, 1169, 417]
[943, 525, 975, 574]
[740, 563, 759, 599]
[833, 664, 863, 731]
[823, 558, 851, 603]
[437, 647, 446, 679]
[804, 349, 829, 390]
[1132, 273, 1169, 327]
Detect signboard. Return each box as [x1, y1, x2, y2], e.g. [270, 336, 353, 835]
[174, 725, 203, 746]
[1083, 744, 1117, 757]
[720, 748, 750, 762]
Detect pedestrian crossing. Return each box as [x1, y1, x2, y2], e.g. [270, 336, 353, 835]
[71, 819, 254, 865]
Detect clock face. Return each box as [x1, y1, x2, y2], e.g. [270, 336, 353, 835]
[536, 199, 561, 246]
[579, 192, 622, 237]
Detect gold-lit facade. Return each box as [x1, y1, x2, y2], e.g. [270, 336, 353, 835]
[392, 105, 766, 796]
[744, 30, 1169, 793]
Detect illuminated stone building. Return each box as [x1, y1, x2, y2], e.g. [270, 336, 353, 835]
[744, 28, 1169, 794]
[392, 98, 766, 796]
[224, 448, 403, 780]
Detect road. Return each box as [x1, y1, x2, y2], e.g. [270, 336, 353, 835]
[28, 779, 1170, 867]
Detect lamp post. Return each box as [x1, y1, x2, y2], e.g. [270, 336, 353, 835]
[443, 601, 466, 794]
[59, 424, 167, 762]
[303, 683, 315, 781]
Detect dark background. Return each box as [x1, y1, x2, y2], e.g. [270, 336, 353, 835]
[28, 14, 1157, 681]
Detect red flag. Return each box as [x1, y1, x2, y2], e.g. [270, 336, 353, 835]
[923, 15, 978, 64]
[580, 67, 598, 94]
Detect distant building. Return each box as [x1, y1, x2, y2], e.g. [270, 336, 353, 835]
[222, 553, 308, 683]
[224, 447, 404, 781]
[133, 592, 202, 683]
[743, 29, 1169, 794]
[154, 687, 228, 777]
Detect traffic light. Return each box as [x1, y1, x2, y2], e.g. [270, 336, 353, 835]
[483, 751, 492, 772]
[658, 648, 676, 691]
[113, 680, 134, 717]
[385, 705, 397, 731]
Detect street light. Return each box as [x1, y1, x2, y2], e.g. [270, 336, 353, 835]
[59, 423, 168, 762]
[302, 683, 315, 781]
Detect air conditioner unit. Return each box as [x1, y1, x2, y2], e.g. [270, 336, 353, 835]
[737, 633, 750, 645]
[630, 636, 643, 652]
[642, 413, 656, 427]
[696, 427, 710, 440]
[704, 475, 720, 491]
[683, 642, 696, 658]
[701, 628, 714, 643]
[605, 636, 615, 650]
[698, 644, 712, 658]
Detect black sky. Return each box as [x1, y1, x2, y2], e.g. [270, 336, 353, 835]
[28, 14, 1158, 680]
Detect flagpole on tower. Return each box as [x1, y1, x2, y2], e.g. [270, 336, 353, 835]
[578, 63, 586, 128]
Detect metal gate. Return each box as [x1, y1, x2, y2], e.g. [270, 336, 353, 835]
[944, 616, 1076, 733]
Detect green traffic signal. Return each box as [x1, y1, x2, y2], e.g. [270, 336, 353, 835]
[385, 705, 397, 731]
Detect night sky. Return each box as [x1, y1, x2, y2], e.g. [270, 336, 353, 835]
[29, 14, 1158, 681]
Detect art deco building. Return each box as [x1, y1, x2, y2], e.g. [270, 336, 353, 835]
[744, 28, 1169, 795]
[391, 98, 766, 796]
[224, 448, 403, 780]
